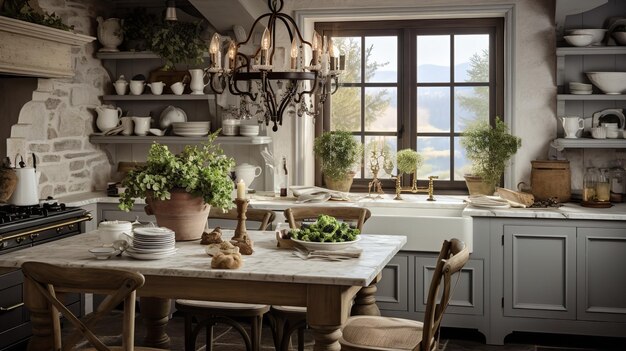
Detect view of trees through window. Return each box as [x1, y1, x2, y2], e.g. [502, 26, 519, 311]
[316, 19, 502, 191]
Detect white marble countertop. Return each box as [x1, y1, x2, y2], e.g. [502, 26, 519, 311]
[0, 230, 406, 287]
[58, 191, 626, 221]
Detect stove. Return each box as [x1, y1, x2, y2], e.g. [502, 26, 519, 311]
[0, 199, 92, 254]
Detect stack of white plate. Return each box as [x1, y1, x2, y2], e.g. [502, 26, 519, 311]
[569, 82, 592, 95]
[172, 121, 211, 137]
[239, 124, 259, 136]
[126, 227, 177, 260]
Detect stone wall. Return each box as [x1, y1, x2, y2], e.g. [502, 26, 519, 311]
[6, 0, 112, 198]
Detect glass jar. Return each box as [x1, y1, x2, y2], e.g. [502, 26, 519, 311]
[610, 166, 626, 202]
[583, 167, 599, 202]
[596, 168, 611, 202]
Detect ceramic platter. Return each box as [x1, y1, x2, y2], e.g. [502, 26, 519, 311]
[291, 236, 361, 251]
[591, 108, 625, 129]
[125, 248, 178, 260]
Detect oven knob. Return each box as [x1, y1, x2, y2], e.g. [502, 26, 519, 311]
[30, 233, 39, 240]
[69, 224, 75, 230]
[0, 241, 7, 248]
[16, 237, 25, 244]
[56, 227, 64, 233]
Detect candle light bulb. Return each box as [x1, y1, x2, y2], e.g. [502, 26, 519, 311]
[227, 41, 237, 70]
[311, 30, 320, 51]
[290, 37, 299, 70]
[261, 28, 271, 50]
[328, 39, 336, 58]
[209, 33, 220, 54]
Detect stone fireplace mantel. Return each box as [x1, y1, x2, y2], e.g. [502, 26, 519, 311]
[0, 16, 95, 78]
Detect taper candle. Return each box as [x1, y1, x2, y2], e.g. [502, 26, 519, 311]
[236, 179, 246, 199]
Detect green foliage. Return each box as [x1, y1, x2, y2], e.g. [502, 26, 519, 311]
[396, 148, 423, 175]
[150, 20, 207, 70]
[122, 8, 158, 50]
[460, 117, 521, 187]
[313, 130, 361, 181]
[457, 49, 489, 125]
[119, 133, 235, 212]
[289, 214, 360, 242]
[1, 0, 73, 31]
[330, 37, 391, 131]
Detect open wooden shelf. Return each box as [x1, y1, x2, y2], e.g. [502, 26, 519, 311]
[557, 94, 626, 100]
[556, 46, 626, 56]
[89, 135, 272, 145]
[103, 94, 215, 101]
[552, 138, 626, 148]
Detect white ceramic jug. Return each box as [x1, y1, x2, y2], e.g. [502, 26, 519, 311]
[234, 163, 262, 189]
[189, 69, 209, 95]
[96, 17, 123, 52]
[95, 105, 123, 132]
[132, 116, 152, 136]
[560, 116, 584, 139]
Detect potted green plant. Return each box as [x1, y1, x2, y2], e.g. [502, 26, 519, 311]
[396, 148, 423, 176]
[313, 130, 361, 192]
[150, 20, 207, 70]
[121, 8, 158, 51]
[1, 0, 73, 30]
[119, 133, 234, 241]
[460, 117, 521, 195]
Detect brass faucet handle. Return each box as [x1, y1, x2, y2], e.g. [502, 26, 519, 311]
[428, 175, 439, 181]
[427, 175, 438, 201]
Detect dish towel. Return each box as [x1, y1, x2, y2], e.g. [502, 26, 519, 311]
[290, 185, 350, 203]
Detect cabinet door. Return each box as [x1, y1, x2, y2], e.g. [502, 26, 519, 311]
[503, 225, 576, 320]
[376, 254, 409, 312]
[577, 227, 626, 323]
[414, 256, 483, 316]
[98, 203, 155, 223]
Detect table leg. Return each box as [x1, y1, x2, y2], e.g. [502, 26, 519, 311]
[139, 297, 171, 349]
[351, 272, 381, 316]
[24, 276, 54, 351]
[308, 325, 342, 351]
[307, 285, 356, 351]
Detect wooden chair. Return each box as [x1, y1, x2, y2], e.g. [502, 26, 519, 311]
[270, 206, 371, 351]
[339, 239, 470, 351]
[174, 207, 275, 351]
[20, 261, 164, 351]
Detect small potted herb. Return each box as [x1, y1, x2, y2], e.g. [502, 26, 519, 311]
[121, 8, 158, 51]
[119, 133, 234, 241]
[313, 130, 362, 192]
[150, 20, 207, 70]
[460, 117, 521, 195]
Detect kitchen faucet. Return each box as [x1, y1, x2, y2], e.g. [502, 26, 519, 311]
[394, 175, 438, 201]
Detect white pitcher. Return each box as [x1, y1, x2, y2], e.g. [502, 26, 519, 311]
[95, 105, 122, 132]
[189, 69, 209, 95]
[96, 17, 123, 52]
[560, 116, 584, 139]
[234, 163, 262, 189]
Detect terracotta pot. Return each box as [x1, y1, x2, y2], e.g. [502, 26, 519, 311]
[464, 175, 495, 196]
[323, 172, 355, 192]
[145, 189, 210, 241]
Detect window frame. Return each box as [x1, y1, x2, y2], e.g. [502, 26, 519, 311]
[315, 18, 504, 193]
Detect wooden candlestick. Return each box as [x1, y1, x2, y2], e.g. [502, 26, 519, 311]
[231, 198, 254, 255]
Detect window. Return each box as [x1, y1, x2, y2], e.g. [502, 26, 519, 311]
[315, 18, 504, 192]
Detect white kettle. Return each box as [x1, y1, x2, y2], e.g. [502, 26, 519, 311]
[8, 154, 41, 206]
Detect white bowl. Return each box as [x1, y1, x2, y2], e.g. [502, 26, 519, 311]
[586, 72, 626, 94]
[591, 127, 607, 139]
[172, 122, 210, 128]
[564, 34, 593, 47]
[567, 29, 607, 44]
[569, 82, 592, 90]
[291, 236, 361, 251]
[89, 247, 120, 260]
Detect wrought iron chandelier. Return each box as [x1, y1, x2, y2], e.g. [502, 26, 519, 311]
[205, 0, 344, 132]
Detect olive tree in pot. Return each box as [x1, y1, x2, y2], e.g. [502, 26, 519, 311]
[314, 130, 361, 192]
[460, 117, 521, 195]
[119, 133, 234, 241]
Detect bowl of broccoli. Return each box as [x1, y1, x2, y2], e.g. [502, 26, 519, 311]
[288, 214, 361, 251]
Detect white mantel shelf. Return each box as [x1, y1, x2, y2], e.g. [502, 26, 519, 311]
[89, 135, 273, 145]
[553, 138, 626, 148]
[0, 16, 94, 78]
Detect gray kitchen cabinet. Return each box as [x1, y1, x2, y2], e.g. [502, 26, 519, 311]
[375, 254, 409, 312]
[576, 227, 626, 323]
[97, 203, 154, 223]
[485, 217, 626, 345]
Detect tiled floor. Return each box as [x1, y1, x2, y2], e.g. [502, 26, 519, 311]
[73, 312, 626, 351]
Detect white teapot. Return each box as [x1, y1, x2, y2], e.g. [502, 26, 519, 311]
[95, 105, 122, 132]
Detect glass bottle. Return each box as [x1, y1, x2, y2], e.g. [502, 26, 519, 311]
[596, 168, 611, 202]
[583, 167, 599, 202]
[610, 166, 625, 202]
[280, 156, 288, 197]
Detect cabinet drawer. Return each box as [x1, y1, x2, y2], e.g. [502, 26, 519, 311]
[0, 322, 31, 351]
[0, 284, 26, 333]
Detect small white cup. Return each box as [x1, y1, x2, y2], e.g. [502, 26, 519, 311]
[129, 80, 145, 95]
[171, 82, 185, 95]
[120, 116, 134, 136]
[148, 81, 165, 95]
[591, 126, 607, 139]
[132, 116, 152, 136]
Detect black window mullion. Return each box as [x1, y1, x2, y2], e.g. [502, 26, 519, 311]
[449, 35, 456, 181]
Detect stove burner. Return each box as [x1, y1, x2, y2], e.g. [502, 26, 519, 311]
[0, 201, 69, 225]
